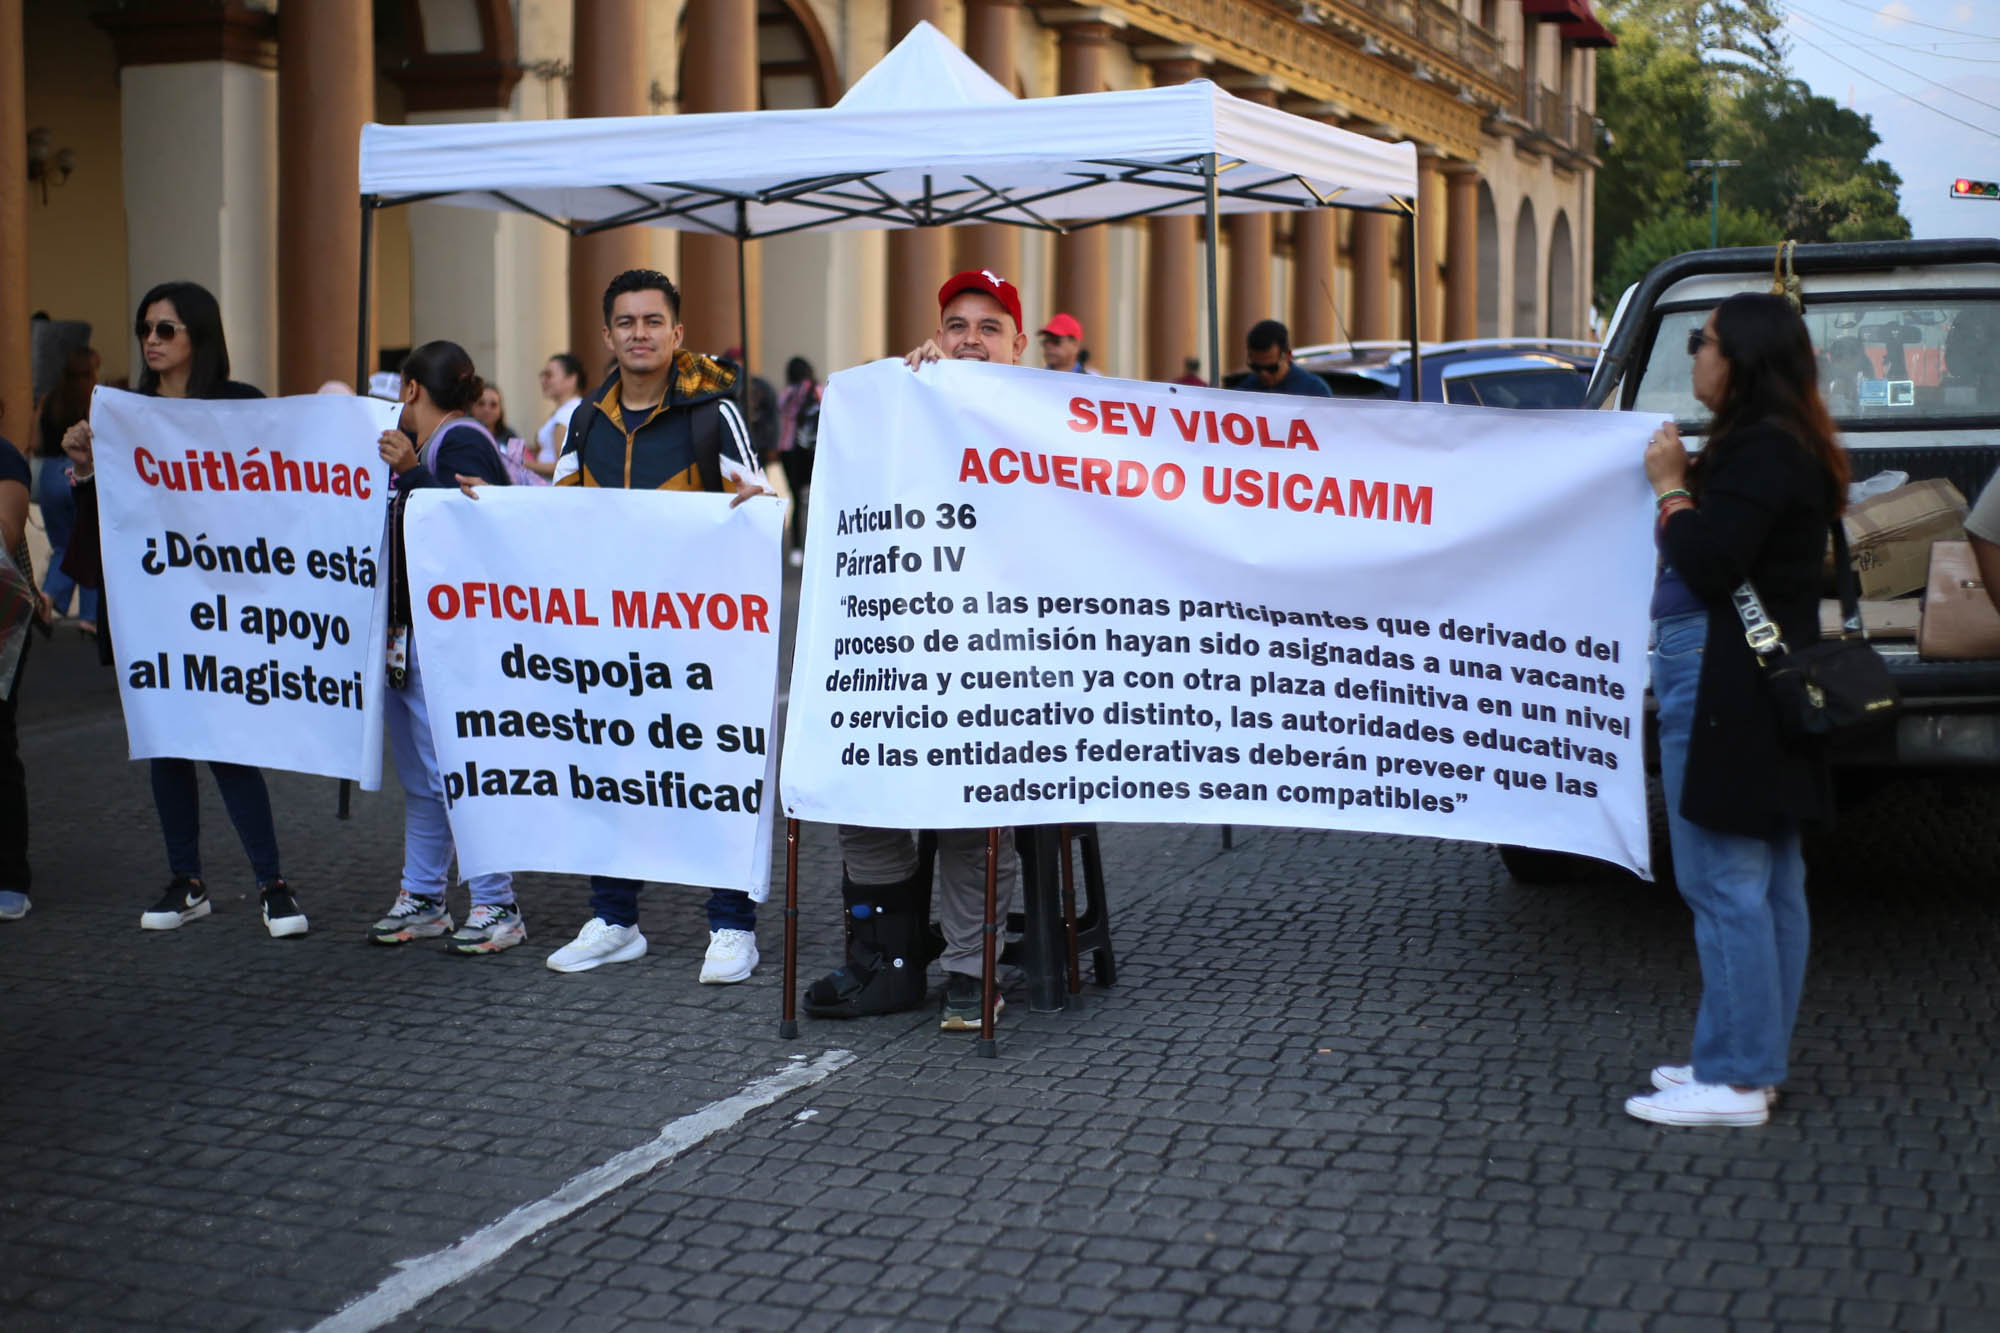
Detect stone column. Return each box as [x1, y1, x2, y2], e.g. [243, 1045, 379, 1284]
[100, 4, 279, 393]
[1050, 16, 1118, 359]
[1343, 121, 1393, 342]
[569, 0, 654, 365]
[955, 0, 1019, 286]
[277, 1, 370, 394]
[1139, 47, 1206, 380]
[0, 0, 27, 435]
[1416, 149, 1447, 343]
[1288, 103, 1347, 352]
[1444, 162, 1480, 342]
[887, 0, 952, 352]
[1222, 81, 1279, 365]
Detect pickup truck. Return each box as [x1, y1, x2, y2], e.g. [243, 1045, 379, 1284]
[1499, 238, 2000, 885]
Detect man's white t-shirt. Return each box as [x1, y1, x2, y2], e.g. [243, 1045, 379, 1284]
[536, 396, 583, 464]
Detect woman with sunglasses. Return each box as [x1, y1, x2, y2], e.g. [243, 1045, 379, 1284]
[366, 340, 526, 955]
[60, 280, 307, 938]
[1625, 293, 1847, 1128]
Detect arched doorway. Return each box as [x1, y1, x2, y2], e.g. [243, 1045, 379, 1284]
[756, 0, 840, 109]
[1476, 182, 1500, 338]
[1512, 197, 1539, 338]
[1547, 211, 1576, 340]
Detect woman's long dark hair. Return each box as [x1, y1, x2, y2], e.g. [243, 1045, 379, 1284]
[1698, 292, 1850, 514]
[134, 281, 231, 398]
[401, 341, 484, 413]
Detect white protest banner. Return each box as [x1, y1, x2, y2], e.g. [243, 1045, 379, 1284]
[404, 487, 785, 892]
[780, 360, 1660, 875]
[92, 390, 396, 786]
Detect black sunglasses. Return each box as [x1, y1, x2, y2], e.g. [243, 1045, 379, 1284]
[1685, 328, 1714, 356]
[1248, 359, 1285, 377]
[136, 319, 186, 342]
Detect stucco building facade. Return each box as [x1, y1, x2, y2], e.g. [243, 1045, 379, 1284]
[2, 0, 1607, 428]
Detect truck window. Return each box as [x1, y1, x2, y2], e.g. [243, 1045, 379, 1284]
[1444, 369, 1588, 409]
[1632, 298, 2000, 425]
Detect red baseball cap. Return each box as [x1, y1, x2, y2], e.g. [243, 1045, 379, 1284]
[937, 269, 1023, 333]
[1038, 312, 1084, 341]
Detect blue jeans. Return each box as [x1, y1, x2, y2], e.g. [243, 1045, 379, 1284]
[1651, 612, 1809, 1088]
[151, 759, 282, 885]
[385, 640, 515, 908]
[36, 460, 98, 622]
[589, 877, 755, 933]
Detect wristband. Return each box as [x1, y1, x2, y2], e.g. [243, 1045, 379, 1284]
[1654, 488, 1692, 506]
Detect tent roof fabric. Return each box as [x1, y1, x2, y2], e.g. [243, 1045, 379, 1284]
[356, 22, 1417, 239]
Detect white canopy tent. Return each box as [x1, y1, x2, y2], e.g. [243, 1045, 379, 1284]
[354, 21, 1421, 393]
[351, 25, 1427, 1016]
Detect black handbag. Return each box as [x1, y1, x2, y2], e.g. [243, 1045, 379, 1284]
[1731, 521, 1900, 740]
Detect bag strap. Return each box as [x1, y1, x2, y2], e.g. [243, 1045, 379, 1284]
[1733, 517, 1860, 659]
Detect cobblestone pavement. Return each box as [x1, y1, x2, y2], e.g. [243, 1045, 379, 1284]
[3, 627, 1997, 1332]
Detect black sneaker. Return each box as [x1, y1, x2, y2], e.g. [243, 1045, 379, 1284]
[940, 972, 1002, 1032]
[140, 876, 211, 931]
[260, 880, 308, 938]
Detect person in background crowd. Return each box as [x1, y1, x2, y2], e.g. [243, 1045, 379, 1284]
[532, 353, 585, 480]
[1240, 319, 1333, 398]
[803, 268, 1024, 1033]
[1172, 355, 1207, 387]
[477, 383, 545, 488]
[369, 340, 525, 955]
[60, 280, 307, 939]
[776, 356, 821, 569]
[316, 380, 356, 395]
[1626, 292, 1846, 1129]
[472, 383, 518, 444]
[1, 425, 49, 922]
[543, 269, 770, 981]
[35, 346, 99, 631]
[724, 347, 780, 465]
[1038, 312, 1099, 375]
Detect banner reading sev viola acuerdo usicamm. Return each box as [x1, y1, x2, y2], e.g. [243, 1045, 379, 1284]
[404, 487, 785, 894]
[92, 390, 397, 786]
[780, 360, 1660, 876]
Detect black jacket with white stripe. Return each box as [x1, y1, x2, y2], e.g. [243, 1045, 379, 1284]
[553, 351, 760, 494]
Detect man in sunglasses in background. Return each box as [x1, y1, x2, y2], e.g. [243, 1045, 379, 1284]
[1240, 319, 1332, 398]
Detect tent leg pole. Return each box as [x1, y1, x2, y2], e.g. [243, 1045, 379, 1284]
[1204, 154, 1221, 387]
[1403, 208, 1422, 402]
[340, 197, 377, 823]
[736, 210, 752, 420]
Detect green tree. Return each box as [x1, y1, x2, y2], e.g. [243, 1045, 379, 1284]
[1718, 78, 1911, 243]
[1599, 204, 1784, 305]
[1592, 0, 1911, 308]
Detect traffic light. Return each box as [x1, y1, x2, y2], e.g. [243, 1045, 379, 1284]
[1951, 178, 1999, 200]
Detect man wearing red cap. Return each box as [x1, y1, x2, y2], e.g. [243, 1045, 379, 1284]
[1038, 312, 1101, 375]
[803, 269, 1026, 1032]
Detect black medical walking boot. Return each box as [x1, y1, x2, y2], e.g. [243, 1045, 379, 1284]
[803, 872, 931, 1018]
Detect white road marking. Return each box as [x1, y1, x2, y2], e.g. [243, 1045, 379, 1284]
[304, 1049, 857, 1333]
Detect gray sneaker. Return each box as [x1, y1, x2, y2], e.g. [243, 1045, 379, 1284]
[369, 891, 453, 945]
[446, 903, 527, 955]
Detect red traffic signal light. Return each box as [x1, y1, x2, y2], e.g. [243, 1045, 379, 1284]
[1951, 178, 1999, 200]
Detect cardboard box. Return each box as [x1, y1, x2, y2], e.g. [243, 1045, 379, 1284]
[1842, 478, 1967, 600]
[1819, 598, 1921, 640]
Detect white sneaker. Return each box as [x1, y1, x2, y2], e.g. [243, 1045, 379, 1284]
[546, 918, 648, 973]
[1651, 1065, 1779, 1107]
[699, 928, 759, 984]
[1625, 1079, 1769, 1127]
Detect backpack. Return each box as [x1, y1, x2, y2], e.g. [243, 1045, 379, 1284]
[792, 384, 821, 452]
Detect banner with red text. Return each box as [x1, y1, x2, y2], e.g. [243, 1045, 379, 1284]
[405, 487, 785, 892]
[780, 359, 1659, 875]
[93, 390, 395, 785]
